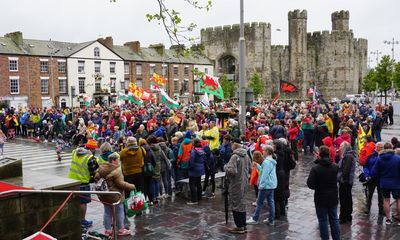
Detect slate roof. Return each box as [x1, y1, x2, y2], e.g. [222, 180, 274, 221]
[0, 34, 213, 65]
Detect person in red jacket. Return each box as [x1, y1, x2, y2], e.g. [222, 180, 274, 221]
[334, 127, 351, 149]
[322, 136, 335, 163]
[359, 136, 376, 166]
[288, 121, 300, 161]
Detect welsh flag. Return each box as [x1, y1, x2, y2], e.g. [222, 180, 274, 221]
[160, 89, 179, 108]
[127, 92, 143, 106]
[199, 75, 224, 99]
[84, 96, 92, 107]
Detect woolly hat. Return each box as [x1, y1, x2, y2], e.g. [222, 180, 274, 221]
[126, 137, 137, 146]
[184, 131, 192, 139]
[85, 139, 98, 149]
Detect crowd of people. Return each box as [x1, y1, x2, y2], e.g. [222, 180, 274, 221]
[0, 99, 398, 238]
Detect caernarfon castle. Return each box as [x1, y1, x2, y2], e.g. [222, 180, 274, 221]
[200, 10, 368, 99]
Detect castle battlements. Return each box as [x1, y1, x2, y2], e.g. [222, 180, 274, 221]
[332, 10, 350, 20]
[201, 22, 270, 35]
[288, 9, 307, 20]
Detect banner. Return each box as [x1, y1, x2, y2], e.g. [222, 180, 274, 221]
[160, 89, 180, 108]
[127, 92, 143, 106]
[199, 75, 224, 99]
[84, 96, 93, 107]
[151, 73, 167, 87]
[280, 81, 297, 93]
[358, 124, 366, 154]
[129, 82, 152, 101]
[200, 93, 210, 109]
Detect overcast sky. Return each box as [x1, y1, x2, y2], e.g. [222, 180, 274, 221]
[1, 0, 399, 66]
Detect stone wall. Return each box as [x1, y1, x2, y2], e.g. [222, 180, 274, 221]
[200, 9, 368, 100]
[0, 187, 81, 240]
[201, 22, 272, 96]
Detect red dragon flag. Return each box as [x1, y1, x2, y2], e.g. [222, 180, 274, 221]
[280, 81, 297, 93]
[199, 75, 224, 99]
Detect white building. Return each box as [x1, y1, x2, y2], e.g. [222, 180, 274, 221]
[67, 41, 124, 107]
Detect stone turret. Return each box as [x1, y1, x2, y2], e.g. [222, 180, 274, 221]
[288, 10, 308, 97]
[332, 10, 350, 31]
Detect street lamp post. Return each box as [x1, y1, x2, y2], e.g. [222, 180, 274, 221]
[383, 38, 399, 101]
[384, 38, 399, 60]
[370, 50, 382, 66]
[238, 0, 246, 135]
[49, 49, 60, 107]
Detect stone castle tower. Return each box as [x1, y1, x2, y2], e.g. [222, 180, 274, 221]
[200, 10, 368, 99]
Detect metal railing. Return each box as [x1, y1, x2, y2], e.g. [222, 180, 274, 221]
[0, 189, 122, 240]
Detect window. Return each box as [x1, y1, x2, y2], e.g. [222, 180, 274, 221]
[79, 77, 85, 93]
[9, 58, 18, 71]
[94, 47, 100, 57]
[95, 61, 101, 73]
[194, 79, 200, 93]
[136, 80, 143, 88]
[124, 79, 130, 90]
[120, 81, 125, 90]
[58, 61, 66, 73]
[162, 64, 168, 76]
[110, 78, 116, 93]
[173, 79, 180, 93]
[181, 79, 189, 94]
[136, 64, 142, 76]
[204, 68, 209, 74]
[78, 61, 85, 73]
[150, 64, 156, 75]
[95, 78, 101, 92]
[40, 60, 49, 73]
[124, 63, 129, 74]
[41, 77, 49, 94]
[110, 62, 116, 74]
[184, 66, 189, 77]
[173, 66, 179, 76]
[10, 77, 19, 94]
[59, 78, 67, 94]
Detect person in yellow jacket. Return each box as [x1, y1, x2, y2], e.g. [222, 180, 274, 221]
[204, 121, 220, 151]
[325, 114, 334, 137]
[68, 145, 99, 228]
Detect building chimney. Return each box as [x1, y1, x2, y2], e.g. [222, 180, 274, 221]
[98, 36, 114, 49]
[5, 31, 23, 46]
[149, 43, 165, 56]
[124, 41, 141, 53]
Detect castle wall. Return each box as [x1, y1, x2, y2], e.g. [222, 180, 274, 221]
[200, 10, 368, 100]
[201, 22, 272, 96]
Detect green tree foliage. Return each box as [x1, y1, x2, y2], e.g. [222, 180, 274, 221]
[393, 62, 400, 90]
[220, 75, 236, 99]
[249, 73, 264, 98]
[362, 69, 377, 92]
[374, 55, 395, 93]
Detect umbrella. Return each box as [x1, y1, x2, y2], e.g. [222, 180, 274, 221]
[223, 178, 229, 224]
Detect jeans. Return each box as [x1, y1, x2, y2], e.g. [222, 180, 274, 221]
[232, 211, 246, 228]
[315, 206, 340, 240]
[339, 183, 353, 221]
[303, 131, 314, 154]
[149, 179, 160, 201]
[103, 202, 124, 230]
[253, 189, 275, 223]
[373, 129, 382, 142]
[189, 176, 202, 202]
[161, 171, 172, 195]
[203, 170, 215, 193]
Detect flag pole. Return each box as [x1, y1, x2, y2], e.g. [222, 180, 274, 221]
[238, 0, 247, 135]
[312, 83, 316, 103]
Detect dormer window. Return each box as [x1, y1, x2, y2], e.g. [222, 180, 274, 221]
[94, 47, 100, 57]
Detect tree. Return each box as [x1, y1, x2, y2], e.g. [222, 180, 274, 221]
[220, 75, 236, 99]
[362, 69, 377, 92]
[111, 0, 212, 47]
[393, 62, 400, 91]
[249, 73, 264, 98]
[375, 55, 395, 103]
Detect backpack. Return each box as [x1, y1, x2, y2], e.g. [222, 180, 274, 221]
[143, 148, 155, 176]
[95, 177, 109, 191]
[295, 128, 304, 141]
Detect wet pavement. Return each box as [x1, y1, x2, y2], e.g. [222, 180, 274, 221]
[3, 118, 400, 239]
[84, 120, 400, 240]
